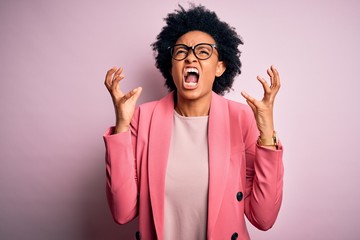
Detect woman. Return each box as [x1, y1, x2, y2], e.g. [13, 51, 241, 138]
[103, 5, 283, 240]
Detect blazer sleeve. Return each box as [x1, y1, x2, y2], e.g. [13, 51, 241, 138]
[103, 112, 140, 224]
[243, 110, 284, 231]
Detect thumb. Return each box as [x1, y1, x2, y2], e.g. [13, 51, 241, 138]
[120, 87, 142, 104]
[246, 100, 257, 114]
[130, 87, 142, 103]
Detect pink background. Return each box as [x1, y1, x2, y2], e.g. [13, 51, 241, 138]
[1, 0, 360, 239]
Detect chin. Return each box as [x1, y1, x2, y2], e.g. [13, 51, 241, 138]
[177, 88, 211, 101]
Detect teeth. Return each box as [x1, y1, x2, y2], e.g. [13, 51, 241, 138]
[185, 68, 199, 76]
[185, 82, 197, 87]
[187, 68, 199, 74]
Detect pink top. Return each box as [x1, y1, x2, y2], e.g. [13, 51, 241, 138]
[164, 110, 209, 240]
[104, 92, 284, 239]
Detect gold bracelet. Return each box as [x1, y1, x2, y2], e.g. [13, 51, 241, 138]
[257, 131, 278, 149]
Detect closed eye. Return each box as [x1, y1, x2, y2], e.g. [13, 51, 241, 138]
[174, 49, 188, 55]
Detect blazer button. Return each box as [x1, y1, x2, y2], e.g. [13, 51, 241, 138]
[135, 231, 141, 240]
[231, 232, 239, 240]
[236, 191, 243, 201]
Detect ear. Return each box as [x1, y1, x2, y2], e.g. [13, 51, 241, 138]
[215, 61, 226, 77]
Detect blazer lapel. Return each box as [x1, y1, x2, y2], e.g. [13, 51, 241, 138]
[207, 92, 231, 237]
[148, 92, 175, 240]
[147, 91, 231, 238]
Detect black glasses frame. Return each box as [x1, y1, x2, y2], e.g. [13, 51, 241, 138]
[168, 43, 217, 61]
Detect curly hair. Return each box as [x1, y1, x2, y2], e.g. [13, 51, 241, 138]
[151, 4, 243, 96]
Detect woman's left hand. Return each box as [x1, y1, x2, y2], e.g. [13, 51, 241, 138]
[241, 65, 281, 139]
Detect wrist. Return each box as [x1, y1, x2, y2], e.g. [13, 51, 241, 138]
[259, 129, 275, 139]
[258, 120, 274, 138]
[114, 124, 130, 134]
[257, 130, 278, 149]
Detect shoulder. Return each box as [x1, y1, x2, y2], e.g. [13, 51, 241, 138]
[130, 92, 174, 135]
[226, 98, 251, 113]
[215, 95, 253, 118]
[137, 92, 174, 113]
[137, 100, 158, 113]
[211, 92, 253, 121]
[132, 100, 158, 126]
[133, 92, 174, 123]
[223, 97, 255, 127]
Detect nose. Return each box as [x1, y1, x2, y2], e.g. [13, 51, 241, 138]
[185, 49, 197, 63]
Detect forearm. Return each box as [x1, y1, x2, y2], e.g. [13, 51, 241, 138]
[104, 128, 139, 224]
[245, 144, 284, 230]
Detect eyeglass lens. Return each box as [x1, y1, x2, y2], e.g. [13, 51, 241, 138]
[172, 44, 214, 60]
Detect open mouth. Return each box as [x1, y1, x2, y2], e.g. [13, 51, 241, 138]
[183, 67, 199, 89]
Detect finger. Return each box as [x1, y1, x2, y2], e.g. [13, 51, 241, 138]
[241, 91, 257, 111]
[241, 91, 257, 105]
[110, 74, 125, 97]
[113, 67, 123, 80]
[104, 67, 117, 89]
[271, 65, 281, 90]
[257, 76, 271, 95]
[131, 87, 143, 103]
[111, 67, 124, 87]
[266, 66, 281, 103]
[267, 67, 275, 88]
[270, 65, 281, 90]
[120, 87, 142, 103]
[246, 99, 257, 113]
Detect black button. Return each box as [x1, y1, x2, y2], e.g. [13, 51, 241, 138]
[231, 232, 239, 240]
[236, 192, 243, 201]
[135, 231, 141, 240]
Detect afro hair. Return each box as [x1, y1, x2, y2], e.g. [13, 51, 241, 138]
[151, 4, 243, 96]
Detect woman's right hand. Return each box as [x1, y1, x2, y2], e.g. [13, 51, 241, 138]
[104, 67, 142, 134]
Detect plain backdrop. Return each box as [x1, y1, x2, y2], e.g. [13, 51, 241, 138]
[1, 0, 360, 239]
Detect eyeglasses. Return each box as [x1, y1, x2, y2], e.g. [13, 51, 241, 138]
[169, 43, 217, 61]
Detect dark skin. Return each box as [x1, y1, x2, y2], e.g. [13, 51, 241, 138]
[104, 31, 281, 149]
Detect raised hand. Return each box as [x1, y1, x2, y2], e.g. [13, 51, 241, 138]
[104, 67, 142, 134]
[241, 65, 281, 139]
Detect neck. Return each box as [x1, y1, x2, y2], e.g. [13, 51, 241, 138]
[175, 93, 212, 117]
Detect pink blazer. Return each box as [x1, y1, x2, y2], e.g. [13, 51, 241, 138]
[103, 92, 284, 240]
